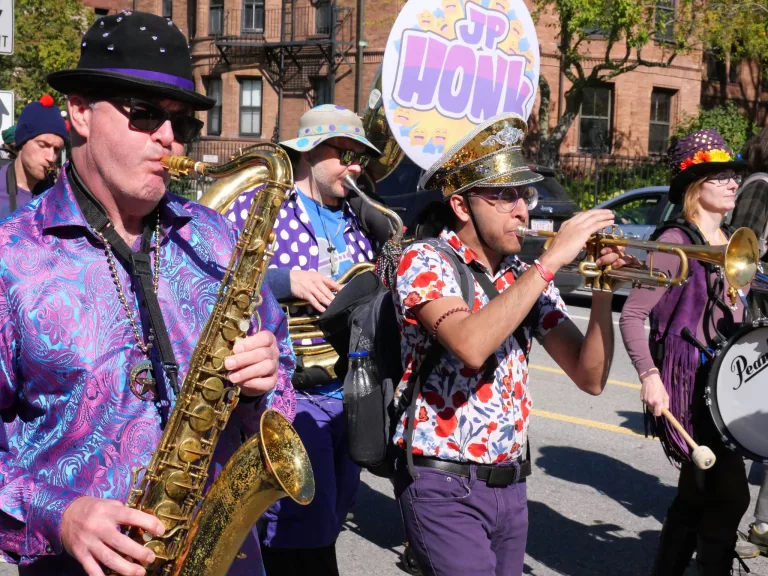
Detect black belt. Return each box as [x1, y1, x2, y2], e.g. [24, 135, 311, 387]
[411, 455, 531, 488]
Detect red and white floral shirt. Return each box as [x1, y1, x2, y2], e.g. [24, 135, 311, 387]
[393, 228, 569, 465]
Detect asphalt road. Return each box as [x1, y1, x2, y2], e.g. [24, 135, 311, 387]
[1, 294, 766, 576]
[334, 294, 768, 576]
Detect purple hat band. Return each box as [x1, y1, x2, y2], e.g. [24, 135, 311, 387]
[100, 68, 194, 90]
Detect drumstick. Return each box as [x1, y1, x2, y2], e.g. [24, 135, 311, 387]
[661, 409, 716, 470]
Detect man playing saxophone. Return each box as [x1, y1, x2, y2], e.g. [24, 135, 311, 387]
[224, 105, 382, 576]
[0, 12, 295, 576]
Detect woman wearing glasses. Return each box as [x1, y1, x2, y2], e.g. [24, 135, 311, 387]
[392, 113, 632, 576]
[224, 105, 383, 576]
[619, 129, 751, 575]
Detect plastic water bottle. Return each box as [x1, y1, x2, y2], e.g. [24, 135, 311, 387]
[343, 351, 385, 465]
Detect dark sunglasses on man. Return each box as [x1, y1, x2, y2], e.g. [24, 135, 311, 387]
[323, 142, 372, 169]
[109, 97, 204, 144]
[468, 186, 539, 212]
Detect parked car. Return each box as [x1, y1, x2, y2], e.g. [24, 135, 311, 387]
[373, 158, 584, 294]
[595, 186, 677, 260]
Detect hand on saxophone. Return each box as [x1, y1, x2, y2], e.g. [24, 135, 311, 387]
[290, 270, 342, 312]
[538, 209, 616, 273]
[61, 496, 165, 576]
[224, 331, 280, 396]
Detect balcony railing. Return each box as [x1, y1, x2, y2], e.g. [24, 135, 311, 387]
[209, 4, 352, 44]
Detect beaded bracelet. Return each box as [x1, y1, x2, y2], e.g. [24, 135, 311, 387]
[639, 367, 660, 379]
[432, 306, 469, 336]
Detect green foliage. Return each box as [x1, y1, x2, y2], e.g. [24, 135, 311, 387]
[0, 0, 92, 117]
[167, 177, 199, 201]
[672, 102, 753, 154]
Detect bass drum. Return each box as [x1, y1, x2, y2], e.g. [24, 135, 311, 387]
[706, 322, 768, 461]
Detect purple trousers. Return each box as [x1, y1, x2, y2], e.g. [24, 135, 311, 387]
[260, 392, 361, 549]
[393, 458, 529, 576]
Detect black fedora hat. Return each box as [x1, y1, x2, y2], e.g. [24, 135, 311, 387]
[48, 11, 214, 111]
[667, 128, 746, 204]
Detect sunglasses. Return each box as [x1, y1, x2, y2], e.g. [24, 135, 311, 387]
[706, 170, 743, 186]
[324, 142, 372, 169]
[469, 186, 539, 213]
[108, 98, 203, 144]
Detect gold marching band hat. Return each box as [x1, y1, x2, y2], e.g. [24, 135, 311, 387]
[418, 113, 543, 199]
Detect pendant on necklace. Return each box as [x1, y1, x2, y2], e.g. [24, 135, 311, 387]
[329, 247, 339, 276]
[129, 360, 157, 401]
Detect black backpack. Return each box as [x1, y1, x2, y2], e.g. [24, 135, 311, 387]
[318, 238, 534, 478]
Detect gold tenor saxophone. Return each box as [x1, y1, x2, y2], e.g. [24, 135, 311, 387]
[124, 143, 314, 576]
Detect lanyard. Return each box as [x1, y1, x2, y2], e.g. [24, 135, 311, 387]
[67, 164, 180, 423]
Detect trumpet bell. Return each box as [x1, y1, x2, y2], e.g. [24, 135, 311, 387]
[722, 227, 759, 290]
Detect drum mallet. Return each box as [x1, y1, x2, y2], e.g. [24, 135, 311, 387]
[661, 409, 716, 470]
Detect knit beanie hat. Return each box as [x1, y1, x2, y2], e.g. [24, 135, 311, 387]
[2, 125, 15, 145]
[15, 95, 69, 149]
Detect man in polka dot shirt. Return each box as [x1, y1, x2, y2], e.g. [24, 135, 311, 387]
[225, 105, 382, 576]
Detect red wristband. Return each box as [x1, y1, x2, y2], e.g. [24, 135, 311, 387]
[534, 259, 555, 283]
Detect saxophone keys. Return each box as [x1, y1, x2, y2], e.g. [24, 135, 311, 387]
[200, 377, 225, 401]
[187, 403, 216, 432]
[165, 470, 194, 500]
[210, 347, 230, 370]
[153, 500, 184, 530]
[178, 438, 205, 463]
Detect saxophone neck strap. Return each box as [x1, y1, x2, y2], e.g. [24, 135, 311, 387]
[68, 164, 180, 407]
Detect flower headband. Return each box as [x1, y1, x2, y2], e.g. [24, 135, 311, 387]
[679, 148, 733, 172]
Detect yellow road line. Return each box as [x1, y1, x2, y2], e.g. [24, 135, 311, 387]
[529, 364, 641, 390]
[531, 408, 651, 439]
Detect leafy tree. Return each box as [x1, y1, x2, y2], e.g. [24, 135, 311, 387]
[0, 0, 92, 117]
[672, 102, 753, 153]
[532, 0, 768, 161]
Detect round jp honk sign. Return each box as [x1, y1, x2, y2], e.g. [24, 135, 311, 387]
[382, 0, 540, 170]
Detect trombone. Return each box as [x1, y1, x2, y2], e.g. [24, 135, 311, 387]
[517, 226, 759, 302]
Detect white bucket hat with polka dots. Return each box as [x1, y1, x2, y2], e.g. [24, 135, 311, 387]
[280, 104, 381, 156]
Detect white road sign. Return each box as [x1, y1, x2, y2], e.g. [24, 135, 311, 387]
[0, 91, 13, 133]
[0, 0, 13, 56]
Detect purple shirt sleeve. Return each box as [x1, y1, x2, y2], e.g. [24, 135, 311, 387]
[0, 275, 82, 561]
[619, 228, 687, 377]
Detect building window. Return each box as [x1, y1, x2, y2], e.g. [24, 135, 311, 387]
[579, 86, 613, 153]
[243, 0, 265, 32]
[705, 49, 726, 83]
[729, 47, 742, 84]
[655, 0, 675, 42]
[315, 0, 331, 35]
[649, 89, 674, 155]
[209, 0, 224, 35]
[311, 77, 331, 106]
[206, 78, 222, 136]
[94, 8, 109, 20]
[240, 78, 262, 137]
[162, 0, 172, 19]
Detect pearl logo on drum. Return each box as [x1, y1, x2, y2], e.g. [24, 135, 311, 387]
[729, 343, 768, 390]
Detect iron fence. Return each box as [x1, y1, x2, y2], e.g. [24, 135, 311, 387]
[541, 153, 670, 209]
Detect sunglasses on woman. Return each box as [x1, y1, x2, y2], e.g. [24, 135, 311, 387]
[468, 186, 539, 212]
[108, 97, 204, 144]
[323, 142, 372, 169]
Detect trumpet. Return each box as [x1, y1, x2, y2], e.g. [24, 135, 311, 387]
[517, 226, 759, 302]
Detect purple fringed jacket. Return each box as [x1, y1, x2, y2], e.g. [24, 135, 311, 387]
[0, 166, 296, 574]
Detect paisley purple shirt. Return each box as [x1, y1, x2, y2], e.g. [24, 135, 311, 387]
[0, 167, 296, 571]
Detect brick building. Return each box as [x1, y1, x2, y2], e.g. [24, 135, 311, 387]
[78, 0, 766, 159]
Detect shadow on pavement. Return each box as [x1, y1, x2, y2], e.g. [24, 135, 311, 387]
[616, 409, 649, 436]
[342, 479, 404, 552]
[535, 446, 675, 523]
[525, 500, 663, 576]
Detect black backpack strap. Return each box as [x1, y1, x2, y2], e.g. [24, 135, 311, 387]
[6, 162, 16, 212]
